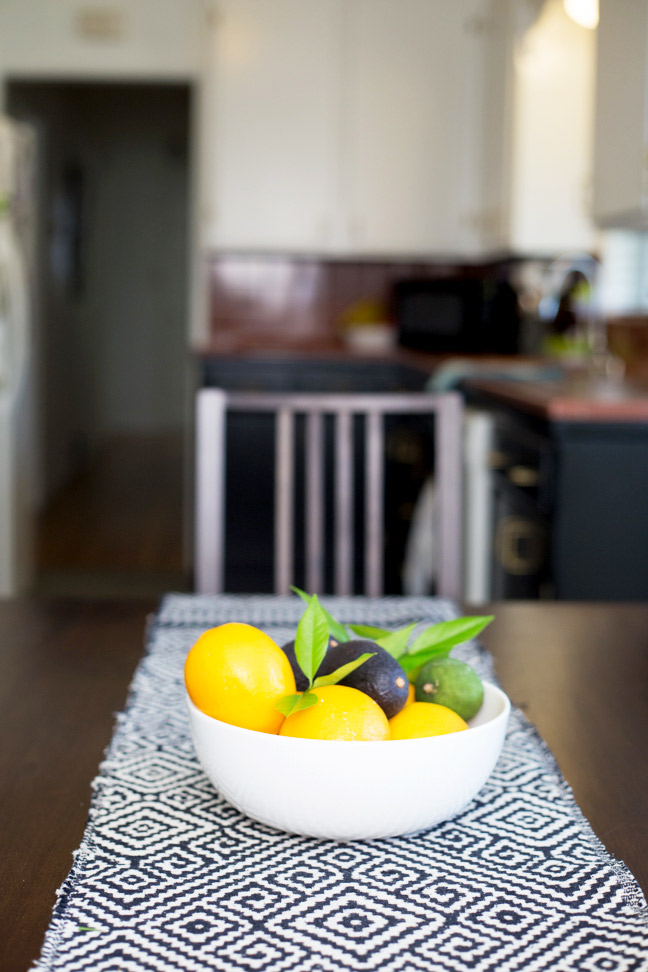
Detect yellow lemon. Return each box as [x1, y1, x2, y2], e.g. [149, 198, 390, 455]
[279, 685, 389, 741]
[184, 622, 295, 733]
[389, 701, 468, 739]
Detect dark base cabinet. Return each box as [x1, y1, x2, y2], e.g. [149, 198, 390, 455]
[491, 477, 553, 600]
[552, 424, 648, 600]
[488, 407, 648, 601]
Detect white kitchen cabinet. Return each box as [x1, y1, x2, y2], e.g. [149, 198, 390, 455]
[592, 0, 648, 228]
[201, 0, 596, 257]
[479, 0, 598, 256]
[342, 0, 485, 257]
[200, 0, 342, 252]
[201, 0, 488, 256]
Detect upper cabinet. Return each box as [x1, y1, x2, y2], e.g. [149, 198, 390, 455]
[592, 0, 648, 228]
[481, 0, 598, 256]
[199, 0, 598, 258]
[200, 0, 342, 252]
[200, 0, 487, 257]
[342, 0, 485, 257]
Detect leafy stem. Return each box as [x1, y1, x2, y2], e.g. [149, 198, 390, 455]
[276, 594, 374, 718]
[400, 615, 494, 680]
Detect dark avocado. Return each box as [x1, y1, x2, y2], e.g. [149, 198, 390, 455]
[317, 638, 410, 719]
[281, 635, 343, 692]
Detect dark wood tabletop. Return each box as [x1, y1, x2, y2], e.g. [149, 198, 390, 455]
[1, 597, 647, 972]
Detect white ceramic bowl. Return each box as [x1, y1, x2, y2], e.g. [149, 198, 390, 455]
[186, 681, 510, 840]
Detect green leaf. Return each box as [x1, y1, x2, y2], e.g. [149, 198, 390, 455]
[275, 693, 303, 717]
[375, 622, 418, 659]
[290, 586, 349, 643]
[407, 615, 493, 657]
[313, 652, 375, 688]
[293, 691, 318, 713]
[294, 593, 330, 684]
[400, 616, 494, 679]
[275, 691, 318, 717]
[348, 623, 390, 640]
[400, 651, 451, 681]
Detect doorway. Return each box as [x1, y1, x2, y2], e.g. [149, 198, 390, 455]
[7, 81, 192, 596]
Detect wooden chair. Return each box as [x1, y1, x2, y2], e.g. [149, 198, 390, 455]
[195, 389, 463, 599]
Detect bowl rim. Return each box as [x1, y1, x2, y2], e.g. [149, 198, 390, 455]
[185, 679, 511, 747]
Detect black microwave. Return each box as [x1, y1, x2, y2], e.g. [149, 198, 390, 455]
[392, 276, 520, 354]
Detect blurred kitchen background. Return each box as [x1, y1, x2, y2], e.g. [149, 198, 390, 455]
[2, 0, 648, 602]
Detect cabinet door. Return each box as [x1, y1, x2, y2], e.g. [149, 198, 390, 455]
[343, 0, 484, 257]
[202, 0, 341, 251]
[593, 0, 648, 227]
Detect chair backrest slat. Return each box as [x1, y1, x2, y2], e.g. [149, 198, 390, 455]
[364, 410, 384, 598]
[196, 388, 226, 595]
[274, 406, 294, 595]
[305, 409, 324, 595]
[334, 409, 354, 596]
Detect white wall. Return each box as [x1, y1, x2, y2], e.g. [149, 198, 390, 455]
[0, 0, 203, 81]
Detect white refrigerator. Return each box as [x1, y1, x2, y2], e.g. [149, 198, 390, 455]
[0, 114, 36, 596]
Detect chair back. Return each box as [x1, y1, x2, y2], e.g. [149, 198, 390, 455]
[195, 389, 463, 598]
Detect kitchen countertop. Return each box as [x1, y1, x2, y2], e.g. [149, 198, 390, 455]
[193, 334, 552, 379]
[194, 337, 648, 422]
[192, 333, 441, 371]
[464, 373, 648, 422]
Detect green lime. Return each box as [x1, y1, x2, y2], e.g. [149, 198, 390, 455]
[414, 657, 483, 721]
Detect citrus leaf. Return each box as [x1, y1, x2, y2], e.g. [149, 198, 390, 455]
[401, 616, 494, 679]
[275, 693, 303, 717]
[294, 594, 329, 684]
[400, 642, 454, 680]
[275, 691, 318, 717]
[348, 623, 390, 640]
[292, 691, 318, 714]
[313, 652, 375, 688]
[407, 616, 494, 657]
[375, 622, 418, 659]
[322, 610, 350, 645]
[290, 586, 349, 643]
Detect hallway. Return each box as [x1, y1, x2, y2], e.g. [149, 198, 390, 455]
[36, 432, 189, 597]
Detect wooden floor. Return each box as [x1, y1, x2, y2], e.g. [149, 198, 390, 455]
[36, 433, 190, 597]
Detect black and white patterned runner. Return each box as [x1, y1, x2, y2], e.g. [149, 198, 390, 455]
[33, 595, 648, 972]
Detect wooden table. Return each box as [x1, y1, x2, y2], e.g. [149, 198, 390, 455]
[1, 598, 647, 972]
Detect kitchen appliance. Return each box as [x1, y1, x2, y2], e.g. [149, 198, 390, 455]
[462, 406, 555, 601]
[0, 115, 37, 596]
[393, 275, 520, 355]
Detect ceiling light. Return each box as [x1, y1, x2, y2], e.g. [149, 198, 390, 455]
[563, 0, 599, 30]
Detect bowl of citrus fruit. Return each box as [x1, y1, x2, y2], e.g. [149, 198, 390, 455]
[184, 592, 510, 840]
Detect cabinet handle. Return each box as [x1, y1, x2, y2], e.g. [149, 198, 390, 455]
[507, 465, 539, 487]
[496, 517, 545, 575]
[487, 450, 509, 470]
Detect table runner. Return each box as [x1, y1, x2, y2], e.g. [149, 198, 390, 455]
[34, 594, 648, 972]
